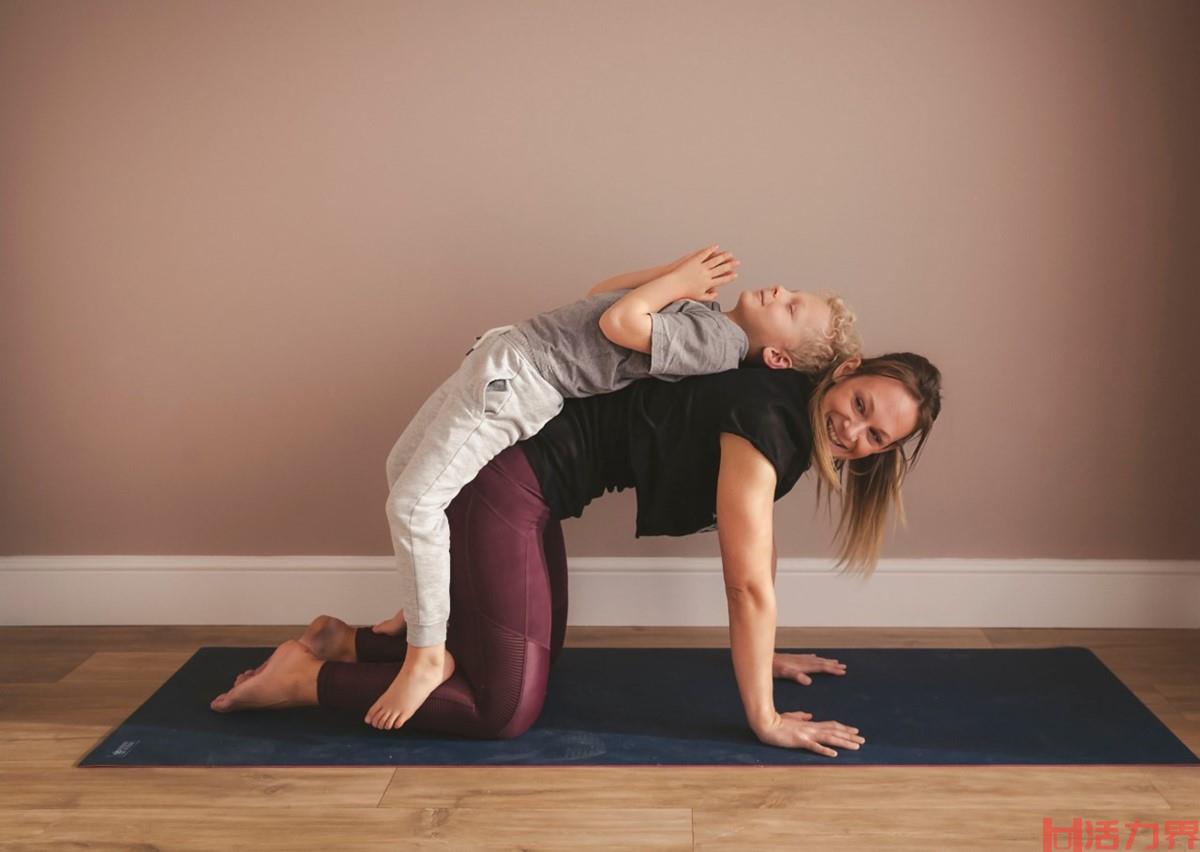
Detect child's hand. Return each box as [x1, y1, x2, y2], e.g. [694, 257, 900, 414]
[672, 244, 739, 301]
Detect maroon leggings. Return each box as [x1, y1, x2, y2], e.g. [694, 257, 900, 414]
[315, 444, 568, 739]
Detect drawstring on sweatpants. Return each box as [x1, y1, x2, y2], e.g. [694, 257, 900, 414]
[466, 324, 516, 355]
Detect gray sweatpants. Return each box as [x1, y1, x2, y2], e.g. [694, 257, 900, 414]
[383, 326, 565, 647]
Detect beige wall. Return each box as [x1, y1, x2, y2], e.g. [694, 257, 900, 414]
[1, 0, 1196, 562]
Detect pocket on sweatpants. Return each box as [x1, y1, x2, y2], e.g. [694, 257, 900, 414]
[482, 377, 512, 416]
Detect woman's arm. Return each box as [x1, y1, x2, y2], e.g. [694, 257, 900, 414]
[716, 431, 779, 734]
[718, 435, 867, 756]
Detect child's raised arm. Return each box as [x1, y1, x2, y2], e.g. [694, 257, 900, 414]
[597, 246, 738, 354]
[587, 262, 676, 296]
[587, 246, 718, 296]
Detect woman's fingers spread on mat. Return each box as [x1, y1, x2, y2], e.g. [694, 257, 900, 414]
[756, 712, 864, 756]
[772, 653, 847, 684]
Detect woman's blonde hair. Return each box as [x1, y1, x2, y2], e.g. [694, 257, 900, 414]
[805, 352, 943, 579]
[785, 292, 863, 372]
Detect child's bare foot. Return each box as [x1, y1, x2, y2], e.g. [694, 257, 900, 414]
[211, 640, 321, 712]
[364, 645, 455, 730]
[371, 608, 408, 637]
[232, 614, 357, 688]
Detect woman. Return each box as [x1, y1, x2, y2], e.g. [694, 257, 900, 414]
[211, 351, 941, 757]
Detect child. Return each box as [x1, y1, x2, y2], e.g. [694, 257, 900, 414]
[367, 245, 862, 730]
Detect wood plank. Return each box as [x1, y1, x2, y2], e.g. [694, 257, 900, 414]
[0, 649, 94, 684]
[0, 625, 304, 654]
[0, 768, 393, 809]
[56, 651, 195, 684]
[0, 680, 162, 725]
[0, 807, 693, 850]
[983, 628, 1199, 649]
[1090, 647, 1198, 683]
[1147, 766, 1200, 809]
[0, 721, 111, 766]
[693, 806, 1183, 851]
[1154, 683, 1200, 709]
[379, 766, 1172, 810]
[1, 653, 226, 726]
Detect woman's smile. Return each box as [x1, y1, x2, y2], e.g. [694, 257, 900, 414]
[826, 415, 848, 451]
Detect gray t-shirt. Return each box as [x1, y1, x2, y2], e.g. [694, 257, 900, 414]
[507, 289, 749, 398]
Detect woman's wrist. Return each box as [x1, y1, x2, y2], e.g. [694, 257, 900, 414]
[749, 708, 781, 735]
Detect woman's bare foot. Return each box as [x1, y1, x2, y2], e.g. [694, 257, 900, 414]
[211, 640, 321, 712]
[232, 614, 358, 688]
[371, 608, 407, 637]
[233, 666, 262, 688]
[298, 614, 358, 662]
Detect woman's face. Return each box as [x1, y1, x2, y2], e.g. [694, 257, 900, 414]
[820, 364, 920, 461]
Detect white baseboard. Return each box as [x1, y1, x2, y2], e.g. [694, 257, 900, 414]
[0, 556, 1197, 628]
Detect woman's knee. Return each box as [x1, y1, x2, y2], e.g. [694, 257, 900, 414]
[491, 641, 552, 739]
[473, 692, 545, 740]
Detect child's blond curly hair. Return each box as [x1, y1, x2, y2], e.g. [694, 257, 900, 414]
[784, 292, 862, 372]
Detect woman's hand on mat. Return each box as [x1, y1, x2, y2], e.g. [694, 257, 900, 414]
[772, 652, 847, 685]
[753, 711, 866, 757]
[671, 244, 739, 301]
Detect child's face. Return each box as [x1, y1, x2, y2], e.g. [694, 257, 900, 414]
[734, 286, 832, 361]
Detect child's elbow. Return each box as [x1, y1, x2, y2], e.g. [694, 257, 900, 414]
[599, 307, 652, 353]
[597, 309, 626, 346]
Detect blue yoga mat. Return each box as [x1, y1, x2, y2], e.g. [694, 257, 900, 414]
[79, 646, 1198, 767]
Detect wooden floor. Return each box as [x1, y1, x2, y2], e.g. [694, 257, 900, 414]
[0, 626, 1197, 850]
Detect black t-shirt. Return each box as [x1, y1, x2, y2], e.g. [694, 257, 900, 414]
[519, 366, 816, 536]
